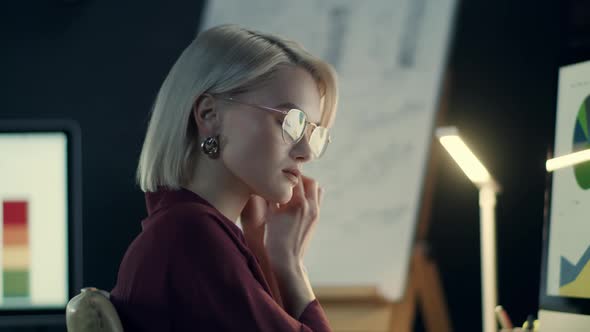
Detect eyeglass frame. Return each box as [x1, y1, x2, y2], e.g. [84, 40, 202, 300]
[210, 95, 332, 157]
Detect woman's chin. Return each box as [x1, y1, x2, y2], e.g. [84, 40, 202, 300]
[277, 194, 293, 205]
[251, 180, 294, 205]
[267, 186, 293, 205]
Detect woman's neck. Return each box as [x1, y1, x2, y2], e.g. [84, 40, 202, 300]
[183, 158, 250, 223]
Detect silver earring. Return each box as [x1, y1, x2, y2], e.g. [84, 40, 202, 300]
[201, 135, 220, 159]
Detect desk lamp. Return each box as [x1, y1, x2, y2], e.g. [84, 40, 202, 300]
[436, 126, 501, 332]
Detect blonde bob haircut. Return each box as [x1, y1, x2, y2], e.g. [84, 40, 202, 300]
[136, 24, 339, 192]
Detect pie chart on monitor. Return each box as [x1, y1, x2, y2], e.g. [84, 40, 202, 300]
[573, 95, 590, 189]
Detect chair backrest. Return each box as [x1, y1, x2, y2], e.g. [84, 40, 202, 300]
[66, 287, 124, 332]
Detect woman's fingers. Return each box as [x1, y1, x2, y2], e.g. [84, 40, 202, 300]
[293, 174, 307, 206]
[300, 176, 320, 252]
[301, 176, 319, 225]
[265, 174, 325, 264]
[299, 176, 323, 209]
[302, 176, 318, 208]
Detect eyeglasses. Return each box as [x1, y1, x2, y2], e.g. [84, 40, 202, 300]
[218, 97, 331, 159]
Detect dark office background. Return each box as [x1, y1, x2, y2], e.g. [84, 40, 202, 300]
[0, 0, 587, 331]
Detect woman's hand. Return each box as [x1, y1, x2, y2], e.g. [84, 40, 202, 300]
[240, 174, 324, 259]
[265, 175, 324, 269]
[240, 174, 324, 316]
[264, 174, 324, 317]
[240, 195, 269, 251]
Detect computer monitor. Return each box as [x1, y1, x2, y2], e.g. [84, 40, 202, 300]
[0, 119, 82, 326]
[539, 59, 590, 331]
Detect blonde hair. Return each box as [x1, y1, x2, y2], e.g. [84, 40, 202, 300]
[136, 24, 339, 192]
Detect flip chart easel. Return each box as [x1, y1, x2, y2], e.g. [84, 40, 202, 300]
[315, 72, 453, 332]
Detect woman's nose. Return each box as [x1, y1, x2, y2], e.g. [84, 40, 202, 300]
[291, 132, 314, 162]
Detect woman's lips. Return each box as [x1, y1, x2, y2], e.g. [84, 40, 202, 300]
[282, 171, 299, 184]
[283, 168, 301, 177]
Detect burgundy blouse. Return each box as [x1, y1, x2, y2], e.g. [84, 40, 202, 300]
[110, 187, 331, 331]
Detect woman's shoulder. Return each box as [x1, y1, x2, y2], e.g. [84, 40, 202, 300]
[154, 201, 216, 222]
[145, 201, 246, 252]
[146, 202, 220, 232]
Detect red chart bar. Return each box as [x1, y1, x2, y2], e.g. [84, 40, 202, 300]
[3, 201, 27, 225]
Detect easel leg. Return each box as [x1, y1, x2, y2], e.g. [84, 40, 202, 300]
[388, 271, 417, 332]
[415, 244, 452, 332]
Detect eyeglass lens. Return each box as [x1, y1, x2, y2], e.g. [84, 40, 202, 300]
[282, 109, 329, 158]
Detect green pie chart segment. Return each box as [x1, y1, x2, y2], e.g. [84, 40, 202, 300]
[573, 95, 590, 189]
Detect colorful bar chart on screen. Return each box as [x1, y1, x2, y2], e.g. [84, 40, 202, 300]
[2, 200, 30, 300]
[0, 132, 70, 309]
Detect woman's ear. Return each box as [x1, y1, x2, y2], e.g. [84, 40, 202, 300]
[192, 94, 219, 137]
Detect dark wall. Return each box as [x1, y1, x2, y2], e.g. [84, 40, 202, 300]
[0, 1, 205, 330]
[0, 0, 573, 331]
[429, 1, 560, 332]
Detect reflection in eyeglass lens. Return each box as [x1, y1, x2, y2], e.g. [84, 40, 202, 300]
[283, 110, 306, 142]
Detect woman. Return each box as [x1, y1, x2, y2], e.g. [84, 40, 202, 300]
[110, 24, 338, 331]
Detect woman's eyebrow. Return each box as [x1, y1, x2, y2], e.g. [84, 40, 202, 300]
[273, 102, 321, 126]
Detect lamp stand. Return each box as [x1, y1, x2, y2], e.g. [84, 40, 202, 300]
[479, 182, 499, 332]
